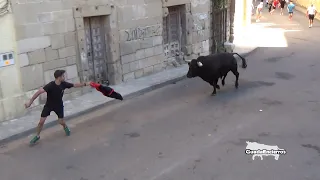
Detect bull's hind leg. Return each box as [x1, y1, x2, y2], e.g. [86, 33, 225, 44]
[212, 79, 219, 96]
[222, 72, 228, 86]
[231, 68, 239, 89]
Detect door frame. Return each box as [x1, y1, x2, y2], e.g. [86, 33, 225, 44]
[211, 0, 229, 53]
[84, 16, 108, 84]
[73, 5, 122, 85]
[163, 5, 183, 58]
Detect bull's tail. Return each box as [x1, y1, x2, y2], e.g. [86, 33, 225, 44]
[232, 53, 247, 69]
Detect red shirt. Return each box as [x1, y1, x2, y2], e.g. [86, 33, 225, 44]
[273, 0, 279, 6]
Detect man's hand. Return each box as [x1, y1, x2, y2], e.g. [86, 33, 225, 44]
[25, 101, 32, 109]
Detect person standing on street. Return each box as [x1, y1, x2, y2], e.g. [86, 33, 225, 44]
[280, 0, 286, 15]
[287, 1, 295, 20]
[25, 70, 90, 145]
[270, 0, 279, 14]
[256, 2, 264, 22]
[268, 0, 273, 12]
[307, 4, 317, 28]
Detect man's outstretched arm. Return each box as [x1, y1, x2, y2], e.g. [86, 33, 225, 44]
[67, 82, 90, 88]
[71, 82, 90, 88]
[25, 88, 46, 108]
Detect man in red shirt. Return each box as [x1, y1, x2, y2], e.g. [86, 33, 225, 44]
[270, 0, 279, 14]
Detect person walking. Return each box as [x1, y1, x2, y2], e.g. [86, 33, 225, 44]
[280, 0, 286, 15]
[306, 4, 317, 28]
[251, 2, 255, 15]
[25, 70, 90, 145]
[270, 0, 279, 14]
[268, 0, 273, 12]
[256, 2, 264, 22]
[287, 1, 295, 20]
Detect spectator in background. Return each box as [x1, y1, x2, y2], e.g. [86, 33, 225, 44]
[268, 0, 274, 12]
[307, 4, 317, 28]
[287, 1, 295, 20]
[270, 0, 279, 14]
[280, 0, 286, 15]
[256, 2, 264, 22]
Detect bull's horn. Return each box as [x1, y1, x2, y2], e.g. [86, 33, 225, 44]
[197, 61, 203, 67]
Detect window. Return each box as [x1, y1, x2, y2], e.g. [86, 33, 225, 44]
[3, 54, 8, 61]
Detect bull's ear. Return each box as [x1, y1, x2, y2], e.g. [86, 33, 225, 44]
[197, 61, 203, 67]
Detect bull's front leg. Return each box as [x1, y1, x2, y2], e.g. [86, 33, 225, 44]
[212, 78, 219, 96]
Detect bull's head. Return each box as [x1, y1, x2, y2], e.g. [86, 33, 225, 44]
[185, 59, 203, 78]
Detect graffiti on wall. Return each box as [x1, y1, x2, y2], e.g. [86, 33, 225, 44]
[125, 24, 162, 41]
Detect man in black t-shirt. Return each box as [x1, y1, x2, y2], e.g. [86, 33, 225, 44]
[25, 70, 89, 145]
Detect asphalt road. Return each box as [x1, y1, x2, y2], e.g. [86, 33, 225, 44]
[1, 8, 320, 180]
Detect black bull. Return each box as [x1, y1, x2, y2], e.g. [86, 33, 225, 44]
[186, 52, 247, 96]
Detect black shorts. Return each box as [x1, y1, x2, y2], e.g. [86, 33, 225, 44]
[273, 5, 276, 9]
[289, 12, 293, 15]
[309, 14, 315, 20]
[41, 105, 64, 118]
[280, 3, 285, 8]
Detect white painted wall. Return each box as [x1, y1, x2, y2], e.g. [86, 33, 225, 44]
[0, 11, 24, 121]
[233, 0, 252, 42]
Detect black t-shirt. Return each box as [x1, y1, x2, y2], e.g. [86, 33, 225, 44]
[43, 81, 74, 107]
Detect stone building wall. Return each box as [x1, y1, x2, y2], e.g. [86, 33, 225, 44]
[0, 0, 235, 122]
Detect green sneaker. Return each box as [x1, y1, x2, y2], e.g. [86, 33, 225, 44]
[30, 135, 40, 145]
[64, 126, 71, 136]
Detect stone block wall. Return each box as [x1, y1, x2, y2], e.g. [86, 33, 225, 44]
[293, 0, 319, 12]
[0, 0, 235, 122]
[11, 0, 102, 107]
[118, 0, 165, 81]
[189, 1, 211, 57]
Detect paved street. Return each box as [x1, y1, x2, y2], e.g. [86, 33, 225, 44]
[1, 7, 320, 180]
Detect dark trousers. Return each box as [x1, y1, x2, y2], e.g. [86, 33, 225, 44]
[268, 4, 272, 12]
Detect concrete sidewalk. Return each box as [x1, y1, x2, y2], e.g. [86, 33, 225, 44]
[0, 43, 257, 145]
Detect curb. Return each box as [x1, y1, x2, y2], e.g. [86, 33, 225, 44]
[0, 75, 187, 145]
[0, 50, 256, 145]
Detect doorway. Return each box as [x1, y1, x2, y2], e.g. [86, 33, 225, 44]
[84, 16, 108, 84]
[211, 0, 228, 53]
[163, 5, 185, 65]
